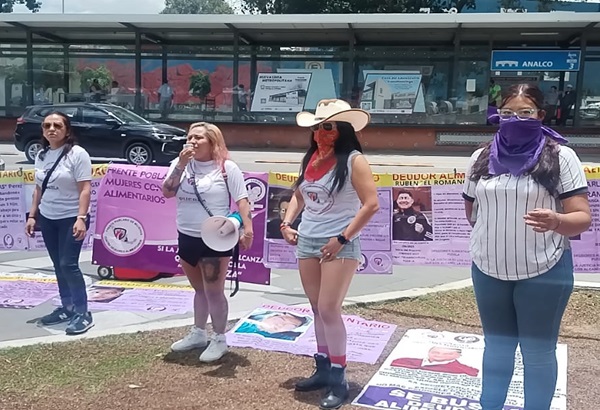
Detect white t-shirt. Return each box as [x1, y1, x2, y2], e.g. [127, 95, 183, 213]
[298, 151, 362, 238]
[167, 158, 248, 238]
[463, 145, 588, 280]
[35, 145, 92, 220]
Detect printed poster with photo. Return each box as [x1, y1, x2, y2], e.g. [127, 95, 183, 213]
[0, 169, 27, 250]
[391, 172, 472, 267]
[263, 172, 393, 274]
[227, 304, 397, 364]
[360, 72, 423, 114]
[353, 329, 567, 410]
[250, 73, 312, 112]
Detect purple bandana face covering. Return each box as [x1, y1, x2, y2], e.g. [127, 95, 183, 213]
[489, 116, 568, 176]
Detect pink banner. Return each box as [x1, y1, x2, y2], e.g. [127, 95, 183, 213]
[92, 164, 270, 285]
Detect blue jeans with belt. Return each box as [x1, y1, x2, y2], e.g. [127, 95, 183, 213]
[39, 214, 89, 314]
[472, 250, 573, 410]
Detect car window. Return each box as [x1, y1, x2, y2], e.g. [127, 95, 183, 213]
[32, 106, 78, 120]
[82, 108, 110, 125]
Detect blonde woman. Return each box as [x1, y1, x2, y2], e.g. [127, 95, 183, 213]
[162, 122, 253, 362]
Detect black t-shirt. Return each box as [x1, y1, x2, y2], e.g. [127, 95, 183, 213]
[392, 207, 433, 241]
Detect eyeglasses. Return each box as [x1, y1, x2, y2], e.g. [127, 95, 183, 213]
[42, 122, 65, 130]
[310, 122, 335, 132]
[497, 108, 539, 120]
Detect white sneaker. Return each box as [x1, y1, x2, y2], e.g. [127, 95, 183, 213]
[199, 333, 228, 362]
[170, 326, 208, 352]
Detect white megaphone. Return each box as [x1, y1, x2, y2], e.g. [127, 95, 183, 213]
[201, 213, 243, 252]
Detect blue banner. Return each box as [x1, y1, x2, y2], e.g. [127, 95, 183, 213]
[491, 50, 581, 72]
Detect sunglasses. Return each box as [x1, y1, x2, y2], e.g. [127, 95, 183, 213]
[310, 122, 335, 132]
[42, 122, 65, 130]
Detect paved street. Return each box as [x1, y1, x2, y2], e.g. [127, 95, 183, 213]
[1, 143, 599, 348]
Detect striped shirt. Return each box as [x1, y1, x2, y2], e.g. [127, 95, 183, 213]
[463, 145, 588, 281]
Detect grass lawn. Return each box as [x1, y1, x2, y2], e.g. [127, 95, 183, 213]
[1, 287, 599, 410]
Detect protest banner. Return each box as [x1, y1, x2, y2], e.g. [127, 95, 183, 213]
[263, 172, 394, 274]
[23, 164, 107, 251]
[227, 304, 397, 364]
[53, 280, 194, 314]
[0, 275, 58, 309]
[0, 169, 27, 250]
[92, 164, 271, 285]
[353, 329, 567, 410]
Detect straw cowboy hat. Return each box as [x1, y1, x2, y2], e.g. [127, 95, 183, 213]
[296, 99, 371, 132]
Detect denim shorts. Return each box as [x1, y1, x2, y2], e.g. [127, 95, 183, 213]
[296, 235, 362, 261]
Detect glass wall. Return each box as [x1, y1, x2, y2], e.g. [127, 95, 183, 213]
[0, 44, 27, 116]
[2, 36, 597, 128]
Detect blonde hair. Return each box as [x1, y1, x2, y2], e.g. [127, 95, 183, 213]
[188, 122, 230, 168]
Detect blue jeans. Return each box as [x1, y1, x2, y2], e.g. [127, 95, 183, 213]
[39, 214, 89, 314]
[472, 250, 573, 410]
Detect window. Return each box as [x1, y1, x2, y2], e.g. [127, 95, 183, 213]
[35, 106, 78, 119]
[82, 107, 110, 124]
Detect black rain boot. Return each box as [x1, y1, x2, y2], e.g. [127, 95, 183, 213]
[319, 365, 349, 409]
[295, 354, 331, 392]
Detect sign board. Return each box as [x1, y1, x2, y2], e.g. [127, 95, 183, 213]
[250, 73, 312, 112]
[360, 72, 424, 114]
[491, 50, 581, 72]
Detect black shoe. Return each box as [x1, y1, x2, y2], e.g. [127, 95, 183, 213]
[295, 354, 331, 392]
[320, 365, 349, 410]
[65, 312, 94, 335]
[40, 307, 75, 326]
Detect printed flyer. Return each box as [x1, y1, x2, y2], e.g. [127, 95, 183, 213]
[227, 304, 397, 364]
[0, 169, 27, 250]
[360, 72, 423, 114]
[250, 73, 312, 112]
[353, 329, 567, 410]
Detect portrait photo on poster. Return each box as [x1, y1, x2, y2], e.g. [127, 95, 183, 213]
[265, 187, 302, 240]
[392, 187, 434, 242]
[389, 345, 480, 377]
[87, 286, 126, 303]
[233, 308, 313, 342]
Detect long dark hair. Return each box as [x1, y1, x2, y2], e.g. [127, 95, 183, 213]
[293, 121, 363, 193]
[470, 83, 560, 196]
[39, 111, 77, 161]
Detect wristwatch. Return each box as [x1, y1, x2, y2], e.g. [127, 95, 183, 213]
[337, 234, 349, 245]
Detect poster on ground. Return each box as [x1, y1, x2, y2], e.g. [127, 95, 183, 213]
[360, 72, 423, 114]
[353, 329, 567, 410]
[53, 280, 194, 314]
[250, 73, 312, 112]
[0, 276, 58, 309]
[226, 304, 397, 364]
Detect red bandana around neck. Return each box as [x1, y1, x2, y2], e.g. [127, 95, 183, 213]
[304, 128, 338, 182]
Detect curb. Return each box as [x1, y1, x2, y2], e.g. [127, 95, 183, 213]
[0, 278, 598, 350]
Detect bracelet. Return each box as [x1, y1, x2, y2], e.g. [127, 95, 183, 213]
[77, 215, 87, 220]
[28, 215, 36, 220]
[243, 232, 254, 238]
[280, 221, 292, 231]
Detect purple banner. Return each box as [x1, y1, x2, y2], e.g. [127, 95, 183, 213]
[355, 386, 523, 410]
[263, 173, 393, 274]
[0, 171, 27, 251]
[226, 304, 396, 364]
[92, 164, 271, 285]
[0, 277, 58, 309]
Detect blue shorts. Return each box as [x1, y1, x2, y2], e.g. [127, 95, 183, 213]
[296, 235, 361, 261]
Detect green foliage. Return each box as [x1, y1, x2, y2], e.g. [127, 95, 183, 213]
[189, 72, 212, 100]
[161, 0, 233, 14]
[0, 0, 41, 13]
[79, 66, 113, 93]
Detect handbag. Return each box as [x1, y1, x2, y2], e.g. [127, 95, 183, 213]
[29, 148, 67, 231]
[190, 165, 241, 297]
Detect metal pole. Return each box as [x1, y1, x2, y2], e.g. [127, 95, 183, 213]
[62, 0, 65, 13]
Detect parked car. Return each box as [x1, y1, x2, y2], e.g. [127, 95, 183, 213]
[14, 103, 187, 165]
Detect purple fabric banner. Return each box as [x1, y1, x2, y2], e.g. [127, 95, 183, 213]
[92, 164, 271, 285]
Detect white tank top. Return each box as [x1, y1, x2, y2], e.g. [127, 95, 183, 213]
[298, 150, 361, 238]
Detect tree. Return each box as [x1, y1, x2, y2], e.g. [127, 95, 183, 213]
[189, 72, 212, 106]
[161, 0, 233, 14]
[79, 66, 113, 93]
[0, 0, 41, 13]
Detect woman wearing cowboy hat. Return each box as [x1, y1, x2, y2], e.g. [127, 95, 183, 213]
[280, 99, 380, 409]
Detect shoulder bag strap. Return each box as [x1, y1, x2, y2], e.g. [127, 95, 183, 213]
[40, 148, 67, 199]
[189, 169, 214, 218]
[221, 162, 240, 298]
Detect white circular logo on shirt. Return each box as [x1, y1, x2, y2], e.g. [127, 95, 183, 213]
[101, 217, 145, 256]
[407, 215, 417, 225]
[245, 178, 266, 204]
[302, 183, 334, 214]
